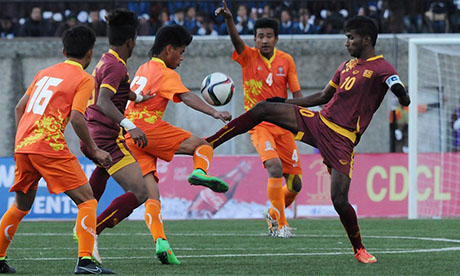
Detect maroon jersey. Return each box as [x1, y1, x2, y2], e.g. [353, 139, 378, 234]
[85, 49, 131, 131]
[322, 55, 398, 140]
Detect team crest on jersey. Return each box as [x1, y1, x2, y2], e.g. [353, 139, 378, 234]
[265, 141, 274, 151]
[353, 70, 360, 75]
[363, 69, 373, 78]
[276, 66, 285, 76]
[342, 59, 358, 73]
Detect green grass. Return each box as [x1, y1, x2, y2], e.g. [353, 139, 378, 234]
[5, 218, 460, 275]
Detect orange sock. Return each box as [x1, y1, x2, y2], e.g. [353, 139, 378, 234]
[267, 178, 287, 227]
[0, 204, 28, 257]
[283, 185, 298, 208]
[145, 199, 166, 242]
[76, 199, 97, 258]
[193, 144, 213, 174]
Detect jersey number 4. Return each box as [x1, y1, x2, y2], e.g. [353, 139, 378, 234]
[27, 76, 63, 115]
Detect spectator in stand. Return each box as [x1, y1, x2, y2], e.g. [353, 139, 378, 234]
[280, 9, 297, 34]
[425, 0, 449, 33]
[0, 16, 17, 38]
[138, 13, 153, 36]
[261, 4, 275, 18]
[55, 13, 78, 37]
[452, 101, 460, 152]
[168, 8, 185, 26]
[19, 6, 51, 36]
[87, 10, 107, 36]
[196, 13, 218, 36]
[184, 5, 198, 34]
[387, 0, 405, 33]
[235, 4, 251, 35]
[404, 1, 424, 33]
[128, 1, 150, 15]
[295, 9, 316, 34]
[248, 7, 258, 33]
[153, 9, 169, 35]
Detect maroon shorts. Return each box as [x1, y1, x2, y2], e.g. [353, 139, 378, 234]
[293, 105, 355, 178]
[81, 121, 136, 175]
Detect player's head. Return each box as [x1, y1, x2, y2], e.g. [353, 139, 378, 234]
[344, 15, 378, 57]
[254, 17, 279, 57]
[148, 24, 193, 69]
[62, 25, 96, 69]
[106, 8, 138, 56]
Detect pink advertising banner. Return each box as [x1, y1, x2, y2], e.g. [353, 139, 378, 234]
[140, 152, 460, 220]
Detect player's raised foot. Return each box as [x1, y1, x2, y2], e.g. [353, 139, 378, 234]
[354, 248, 377, 263]
[263, 208, 279, 237]
[0, 258, 15, 274]
[155, 238, 180, 265]
[74, 257, 114, 274]
[188, 169, 229, 193]
[276, 225, 294, 238]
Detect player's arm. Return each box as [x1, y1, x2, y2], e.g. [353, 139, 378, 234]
[215, 0, 245, 54]
[70, 110, 112, 167]
[292, 90, 303, 99]
[97, 87, 148, 147]
[283, 83, 336, 107]
[15, 94, 29, 129]
[386, 75, 411, 106]
[178, 92, 232, 123]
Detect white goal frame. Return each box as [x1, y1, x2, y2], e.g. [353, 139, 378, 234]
[408, 37, 460, 219]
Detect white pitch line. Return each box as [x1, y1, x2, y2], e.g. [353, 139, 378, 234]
[13, 247, 460, 261]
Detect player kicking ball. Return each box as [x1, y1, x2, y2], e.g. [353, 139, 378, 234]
[206, 15, 411, 263]
[124, 24, 232, 264]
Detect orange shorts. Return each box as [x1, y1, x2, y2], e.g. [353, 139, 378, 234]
[249, 122, 302, 175]
[12, 153, 88, 195]
[126, 120, 192, 178]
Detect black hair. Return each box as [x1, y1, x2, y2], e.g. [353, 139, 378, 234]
[344, 15, 378, 47]
[61, 25, 95, 59]
[148, 24, 193, 57]
[254, 17, 279, 37]
[106, 8, 138, 46]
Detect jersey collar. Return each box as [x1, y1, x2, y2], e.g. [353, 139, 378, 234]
[64, 59, 83, 70]
[366, 55, 383, 61]
[258, 48, 277, 68]
[108, 49, 127, 66]
[151, 57, 167, 67]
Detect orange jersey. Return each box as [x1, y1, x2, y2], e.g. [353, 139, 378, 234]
[233, 45, 300, 111]
[125, 58, 188, 130]
[15, 60, 94, 157]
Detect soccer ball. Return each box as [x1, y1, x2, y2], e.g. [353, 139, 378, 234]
[200, 72, 234, 106]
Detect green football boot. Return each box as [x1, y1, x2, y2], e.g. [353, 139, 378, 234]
[187, 169, 229, 193]
[155, 238, 180, 265]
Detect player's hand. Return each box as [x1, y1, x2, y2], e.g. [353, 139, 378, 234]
[93, 148, 113, 168]
[129, 127, 148, 148]
[266, 97, 286, 103]
[215, 0, 232, 19]
[213, 110, 232, 123]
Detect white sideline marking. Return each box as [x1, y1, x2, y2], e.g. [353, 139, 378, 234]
[13, 247, 460, 261]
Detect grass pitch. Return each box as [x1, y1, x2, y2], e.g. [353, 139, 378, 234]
[6, 218, 460, 275]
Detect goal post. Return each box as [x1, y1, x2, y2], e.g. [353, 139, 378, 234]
[408, 37, 460, 219]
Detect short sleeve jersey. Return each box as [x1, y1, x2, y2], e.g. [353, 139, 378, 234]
[15, 60, 94, 156]
[85, 49, 131, 130]
[233, 45, 300, 111]
[323, 55, 398, 137]
[125, 58, 188, 129]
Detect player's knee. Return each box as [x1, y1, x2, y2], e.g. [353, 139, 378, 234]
[131, 185, 148, 203]
[265, 159, 283, 178]
[252, 101, 271, 119]
[331, 194, 348, 213]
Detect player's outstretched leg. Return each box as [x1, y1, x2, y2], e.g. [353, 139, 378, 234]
[187, 145, 228, 193]
[74, 257, 114, 274]
[155, 238, 180, 265]
[354, 248, 377, 263]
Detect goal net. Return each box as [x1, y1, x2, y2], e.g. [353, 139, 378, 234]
[408, 38, 460, 218]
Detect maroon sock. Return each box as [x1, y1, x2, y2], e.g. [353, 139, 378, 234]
[338, 203, 364, 253]
[96, 192, 141, 235]
[89, 167, 110, 202]
[206, 110, 260, 148]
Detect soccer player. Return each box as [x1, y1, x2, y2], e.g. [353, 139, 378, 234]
[206, 15, 411, 263]
[124, 24, 232, 264]
[79, 9, 151, 264]
[0, 26, 114, 274]
[215, 0, 303, 238]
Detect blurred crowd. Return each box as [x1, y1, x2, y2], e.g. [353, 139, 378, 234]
[1, 0, 460, 38]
